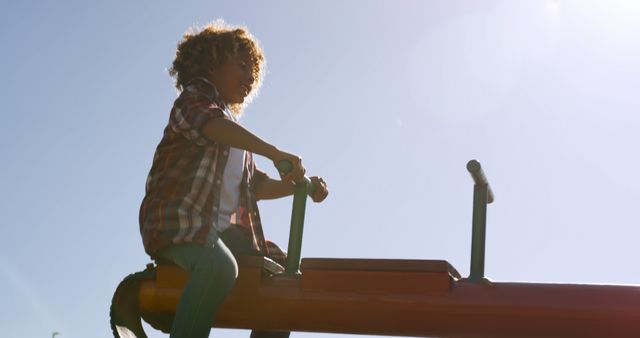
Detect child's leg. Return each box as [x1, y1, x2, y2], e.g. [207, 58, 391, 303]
[221, 227, 291, 338]
[157, 239, 238, 338]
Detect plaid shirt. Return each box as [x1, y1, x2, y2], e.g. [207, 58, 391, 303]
[140, 78, 269, 258]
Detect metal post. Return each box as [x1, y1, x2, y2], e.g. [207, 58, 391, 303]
[469, 183, 488, 282]
[277, 161, 315, 275]
[284, 181, 309, 275]
[466, 160, 494, 282]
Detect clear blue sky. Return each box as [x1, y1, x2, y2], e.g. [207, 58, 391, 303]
[2, 1, 640, 337]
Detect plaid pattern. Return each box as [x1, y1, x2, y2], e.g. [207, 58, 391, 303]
[140, 78, 269, 257]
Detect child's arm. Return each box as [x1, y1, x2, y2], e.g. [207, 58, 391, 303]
[255, 176, 329, 202]
[201, 118, 305, 182]
[254, 178, 295, 200]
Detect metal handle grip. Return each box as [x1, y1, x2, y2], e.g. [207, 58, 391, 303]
[466, 160, 494, 204]
[277, 161, 316, 196]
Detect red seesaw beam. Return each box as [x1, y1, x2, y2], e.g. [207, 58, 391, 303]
[138, 256, 640, 338]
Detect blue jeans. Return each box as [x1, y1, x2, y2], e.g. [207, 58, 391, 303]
[157, 228, 290, 338]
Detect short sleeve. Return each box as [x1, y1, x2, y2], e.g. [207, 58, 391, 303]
[169, 90, 225, 146]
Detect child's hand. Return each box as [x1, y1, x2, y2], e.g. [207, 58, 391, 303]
[272, 150, 306, 183]
[310, 176, 329, 203]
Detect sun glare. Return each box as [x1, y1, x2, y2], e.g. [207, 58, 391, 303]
[568, 0, 640, 34]
[545, 0, 562, 19]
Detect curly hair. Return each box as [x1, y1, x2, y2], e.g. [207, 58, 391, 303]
[169, 21, 265, 115]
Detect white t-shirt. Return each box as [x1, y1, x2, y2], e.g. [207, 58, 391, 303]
[215, 109, 245, 232]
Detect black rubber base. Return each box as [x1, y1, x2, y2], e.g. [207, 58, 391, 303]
[110, 266, 157, 338]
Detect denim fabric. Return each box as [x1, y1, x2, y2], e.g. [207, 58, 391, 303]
[157, 227, 290, 338]
[156, 239, 237, 338]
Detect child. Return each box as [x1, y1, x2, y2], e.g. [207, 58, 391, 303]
[139, 22, 329, 338]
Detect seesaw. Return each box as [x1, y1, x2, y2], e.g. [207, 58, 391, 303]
[110, 160, 640, 338]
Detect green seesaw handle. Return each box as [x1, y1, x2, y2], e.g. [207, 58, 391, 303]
[276, 161, 316, 196]
[276, 160, 316, 275]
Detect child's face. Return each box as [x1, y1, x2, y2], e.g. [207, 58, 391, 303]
[207, 52, 255, 104]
